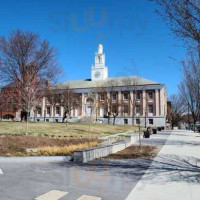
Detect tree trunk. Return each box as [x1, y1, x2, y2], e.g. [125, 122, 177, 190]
[193, 120, 196, 132]
[62, 110, 67, 122]
[132, 107, 135, 126]
[132, 115, 135, 126]
[44, 109, 46, 122]
[171, 123, 174, 130]
[34, 109, 36, 122]
[53, 106, 55, 122]
[138, 125, 142, 147]
[0, 109, 2, 120]
[108, 114, 110, 124]
[113, 115, 116, 125]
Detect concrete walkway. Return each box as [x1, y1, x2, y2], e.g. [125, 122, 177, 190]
[125, 131, 200, 200]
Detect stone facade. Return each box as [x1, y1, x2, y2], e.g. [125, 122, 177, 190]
[29, 86, 167, 127]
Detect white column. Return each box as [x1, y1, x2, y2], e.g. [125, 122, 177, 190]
[155, 89, 159, 116]
[95, 93, 98, 117]
[160, 88, 164, 116]
[118, 91, 122, 116]
[82, 93, 85, 116]
[51, 106, 54, 117]
[130, 91, 134, 116]
[41, 97, 45, 117]
[107, 92, 110, 112]
[60, 106, 64, 118]
[142, 90, 146, 116]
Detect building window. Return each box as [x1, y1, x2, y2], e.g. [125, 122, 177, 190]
[100, 107, 105, 117]
[124, 118, 128, 125]
[123, 105, 129, 114]
[56, 107, 60, 115]
[112, 105, 117, 114]
[112, 93, 117, 100]
[148, 91, 153, 100]
[148, 105, 153, 114]
[149, 119, 153, 125]
[37, 107, 41, 115]
[46, 107, 51, 115]
[123, 93, 128, 100]
[136, 105, 140, 114]
[136, 92, 141, 100]
[99, 94, 105, 101]
[136, 118, 140, 125]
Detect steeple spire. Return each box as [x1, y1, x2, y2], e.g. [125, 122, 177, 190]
[98, 44, 103, 54]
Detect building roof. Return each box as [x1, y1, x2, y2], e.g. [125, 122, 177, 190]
[54, 76, 161, 90]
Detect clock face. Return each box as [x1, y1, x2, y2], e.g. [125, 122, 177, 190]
[94, 71, 100, 78]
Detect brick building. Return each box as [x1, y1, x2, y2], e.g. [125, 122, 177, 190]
[27, 44, 167, 126]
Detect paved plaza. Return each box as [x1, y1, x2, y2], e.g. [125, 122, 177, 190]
[126, 131, 200, 200]
[0, 131, 199, 200]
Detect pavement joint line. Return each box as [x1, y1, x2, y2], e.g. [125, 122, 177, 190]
[77, 195, 102, 200]
[35, 190, 68, 200]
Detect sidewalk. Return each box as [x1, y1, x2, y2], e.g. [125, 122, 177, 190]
[125, 131, 200, 200]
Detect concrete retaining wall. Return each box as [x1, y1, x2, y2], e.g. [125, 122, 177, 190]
[74, 134, 138, 163]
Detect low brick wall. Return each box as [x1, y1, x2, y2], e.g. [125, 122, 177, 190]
[74, 134, 138, 163]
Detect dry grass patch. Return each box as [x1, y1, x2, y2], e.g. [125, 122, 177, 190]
[0, 135, 99, 157]
[105, 145, 160, 159]
[38, 141, 98, 156]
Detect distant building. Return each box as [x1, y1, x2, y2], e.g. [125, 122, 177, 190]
[0, 84, 19, 120]
[0, 44, 167, 126]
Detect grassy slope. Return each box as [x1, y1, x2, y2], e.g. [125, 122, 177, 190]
[0, 121, 139, 138]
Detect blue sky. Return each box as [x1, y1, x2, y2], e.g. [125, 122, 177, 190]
[0, 0, 186, 95]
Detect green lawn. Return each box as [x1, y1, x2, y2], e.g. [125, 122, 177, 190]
[0, 121, 140, 138]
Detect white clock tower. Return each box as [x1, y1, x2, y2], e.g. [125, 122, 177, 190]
[91, 44, 108, 81]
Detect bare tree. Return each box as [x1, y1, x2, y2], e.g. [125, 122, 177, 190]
[0, 30, 60, 135]
[153, 0, 200, 46]
[122, 77, 143, 126]
[98, 80, 121, 125]
[168, 94, 186, 129]
[60, 87, 81, 123]
[45, 89, 61, 122]
[179, 53, 200, 132]
[153, 0, 200, 131]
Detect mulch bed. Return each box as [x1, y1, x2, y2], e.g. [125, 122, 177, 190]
[105, 145, 160, 159]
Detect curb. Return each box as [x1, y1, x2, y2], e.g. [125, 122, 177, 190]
[0, 156, 72, 163]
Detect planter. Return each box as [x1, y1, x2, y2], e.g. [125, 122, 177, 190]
[157, 127, 162, 131]
[143, 131, 150, 138]
[152, 129, 157, 134]
[161, 126, 165, 130]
